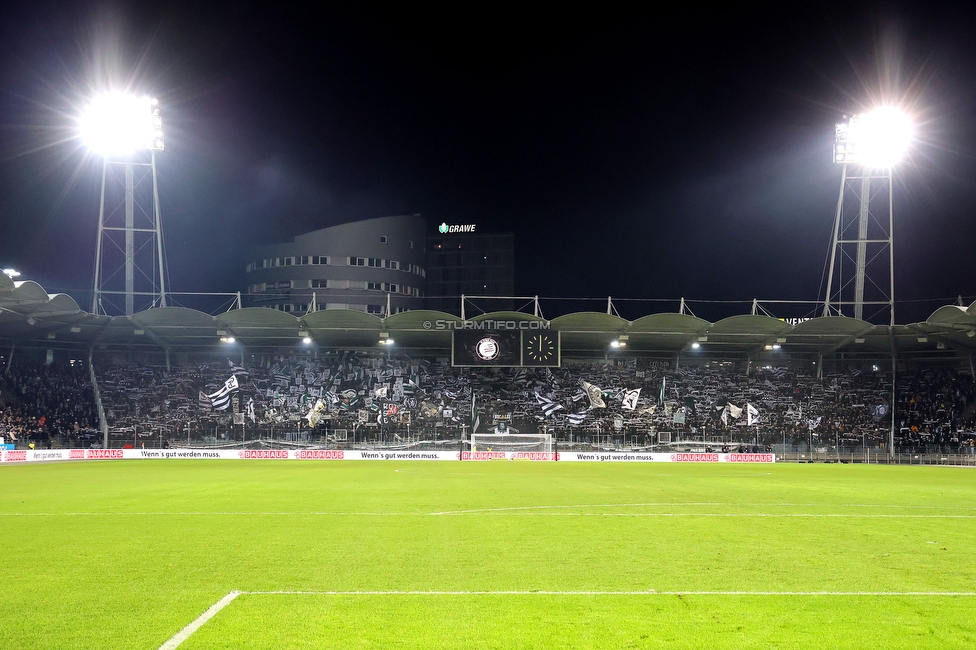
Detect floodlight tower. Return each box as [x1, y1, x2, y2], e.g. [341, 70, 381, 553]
[82, 93, 167, 315]
[822, 108, 913, 325]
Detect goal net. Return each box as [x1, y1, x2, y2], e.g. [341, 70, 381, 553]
[469, 433, 552, 454]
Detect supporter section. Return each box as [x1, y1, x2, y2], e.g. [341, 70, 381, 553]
[1, 350, 975, 455]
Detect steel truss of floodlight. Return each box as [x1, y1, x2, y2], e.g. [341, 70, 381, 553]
[92, 149, 168, 316]
[822, 164, 895, 325]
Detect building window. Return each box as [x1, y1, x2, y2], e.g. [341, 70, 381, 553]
[349, 257, 365, 266]
[408, 241, 414, 249]
[380, 236, 388, 244]
[366, 304, 384, 314]
[367, 282, 382, 291]
[388, 260, 399, 270]
[311, 279, 328, 289]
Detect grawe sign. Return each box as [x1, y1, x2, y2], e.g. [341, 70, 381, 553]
[437, 223, 476, 233]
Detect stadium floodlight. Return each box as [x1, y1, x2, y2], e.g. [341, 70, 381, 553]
[833, 107, 913, 169]
[302, 337, 312, 345]
[80, 93, 164, 155]
[824, 105, 915, 327]
[85, 93, 168, 316]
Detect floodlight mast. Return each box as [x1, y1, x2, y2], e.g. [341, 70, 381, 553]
[85, 94, 168, 315]
[822, 109, 912, 326]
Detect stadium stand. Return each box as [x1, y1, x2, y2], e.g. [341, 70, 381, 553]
[0, 362, 99, 447]
[4, 352, 975, 455]
[3, 272, 976, 457]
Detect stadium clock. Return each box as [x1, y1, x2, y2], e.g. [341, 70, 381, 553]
[521, 331, 560, 367]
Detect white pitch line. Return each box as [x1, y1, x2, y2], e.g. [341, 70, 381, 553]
[3, 510, 976, 519]
[0, 511, 416, 517]
[428, 512, 976, 519]
[242, 589, 976, 597]
[158, 590, 241, 650]
[156, 586, 976, 647]
[429, 502, 976, 515]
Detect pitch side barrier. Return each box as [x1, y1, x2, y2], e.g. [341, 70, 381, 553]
[1, 449, 775, 463]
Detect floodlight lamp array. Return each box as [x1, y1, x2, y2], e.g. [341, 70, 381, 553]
[833, 108, 913, 168]
[80, 93, 164, 155]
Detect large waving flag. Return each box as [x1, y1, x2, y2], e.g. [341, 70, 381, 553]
[306, 398, 326, 427]
[207, 375, 239, 411]
[747, 403, 759, 425]
[621, 388, 641, 411]
[581, 381, 606, 409]
[471, 392, 480, 433]
[566, 409, 590, 426]
[536, 393, 565, 417]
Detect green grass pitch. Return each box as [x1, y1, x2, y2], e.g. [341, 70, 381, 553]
[2, 460, 975, 649]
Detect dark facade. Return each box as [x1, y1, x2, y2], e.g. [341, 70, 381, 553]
[245, 215, 427, 315]
[426, 226, 514, 314]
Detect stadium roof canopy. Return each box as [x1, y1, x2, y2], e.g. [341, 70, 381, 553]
[3, 273, 976, 358]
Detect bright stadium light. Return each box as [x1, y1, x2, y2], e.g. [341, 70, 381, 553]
[825, 105, 915, 327]
[85, 92, 168, 316]
[833, 107, 913, 169]
[80, 93, 164, 155]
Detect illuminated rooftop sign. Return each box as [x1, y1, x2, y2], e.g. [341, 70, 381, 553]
[438, 223, 476, 234]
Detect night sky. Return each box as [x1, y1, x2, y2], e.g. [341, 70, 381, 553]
[2, 2, 975, 323]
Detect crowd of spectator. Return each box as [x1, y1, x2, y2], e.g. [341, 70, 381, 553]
[0, 362, 99, 447]
[3, 354, 976, 453]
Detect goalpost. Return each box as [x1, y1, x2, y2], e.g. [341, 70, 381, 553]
[469, 433, 552, 454]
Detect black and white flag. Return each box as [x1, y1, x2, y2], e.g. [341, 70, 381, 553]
[207, 375, 240, 411]
[747, 403, 759, 426]
[581, 381, 606, 409]
[535, 393, 564, 417]
[566, 409, 590, 426]
[621, 388, 641, 411]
